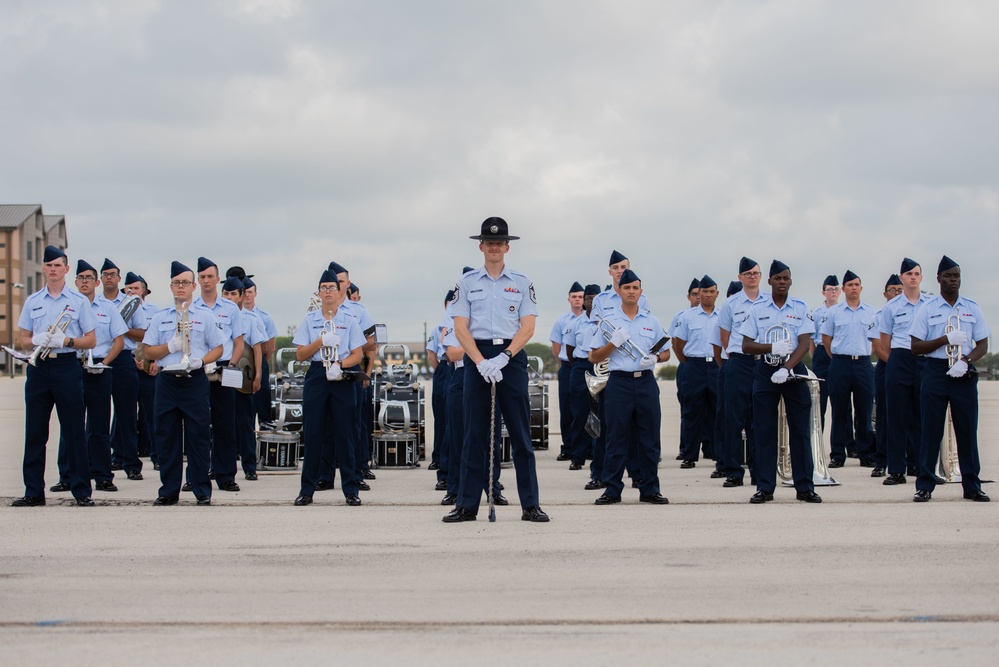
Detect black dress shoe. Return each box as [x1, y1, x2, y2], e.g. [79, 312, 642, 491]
[153, 463, 161, 471]
[245, 472, 258, 481]
[556, 452, 571, 462]
[871, 467, 886, 477]
[847, 450, 858, 459]
[522, 506, 550, 522]
[569, 461, 582, 471]
[639, 493, 669, 504]
[828, 459, 844, 469]
[315, 480, 335, 491]
[859, 459, 877, 468]
[218, 481, 240, 492]
[492, 494, 509, 506]
[913, 489, 932, 502]
[208, 472, 216, 480]
[631, 479, 640, 488]
[49, 481, 71, 492]
[723, 477, 744, 487]
[907, 466, 918, 476]
[126, 471, 143, 481]
[345, 495, 362, 506]
[443, 507, 476, 522]
[964, 490, 990, 502]
[498, 482, 504, 491]
[196, 496, 211, 506]
[675, 454, 683, 460]
[584, 479, 606, 490]
[710, 470, 726, 479]
[12, 496, 46, 507]
[293, 494, 313, 506]
[75, 497, 95, 507]
[796, 490, 822, 503]
[934, 475, 947, 485]
[680, 460, 696, 469]
[750, 491, 774, 504]
[363, 470, 376, 480]
[95, 481, 118, 492]
[594, 494, 621, 505]
[357, 480, 371, 491]
[181, 482, 191, 492]
[440, 493, 457, 505]
[153, 496, 178, 506]
[427, 461, 440, 470]
[435, 480, 448, 491]
[110, 463, 123, 471]
[883, 473, 907, 486]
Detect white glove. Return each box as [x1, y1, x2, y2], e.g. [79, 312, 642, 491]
[946, 330, 968, 346]
[488, 364, 504, 384]
[49, 334, 69, 348]
[639, 353, 657, 369]
[85, 364, 105, 375]
[946, 359, 968, 378]
[31, 332, 51, 347]
[609, 328, 630, 348]
[477, 359, 497, 383]
[771, 368, 790, 384]
[770, 339, 794, 357]
[188, 358, 204, 371]
[167, 335, 184, 353]
[326, 362, 343, 381]
[321, 331, 341, 348]
[204, 361, 218, 375]
[491, 353, 510, 370]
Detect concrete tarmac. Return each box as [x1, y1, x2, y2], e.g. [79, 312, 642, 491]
[1, 376, 996, 665]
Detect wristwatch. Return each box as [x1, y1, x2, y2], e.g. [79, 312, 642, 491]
[502, 349, 513, 358]
[67, 337, 74, 348]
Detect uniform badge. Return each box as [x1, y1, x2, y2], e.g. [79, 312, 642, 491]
[450, 288, 459, 305]
[490, 224, 499, 233]
[529, 284, 537, 304]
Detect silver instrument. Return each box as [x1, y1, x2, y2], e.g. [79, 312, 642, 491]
[596, 317, 646, 360]
[28, 306, 73, 366]
[777, 369, 838, 486]
[307, 292, 322, 312]
[764, 323, 792, 366]
[320, 316, 340, 377]
[163, 301, 193, 376]
[938, 406, 961, 483]
[118, 294, 141, 323]
[585, 359, 609, 397]
[945, 314, 962, 368]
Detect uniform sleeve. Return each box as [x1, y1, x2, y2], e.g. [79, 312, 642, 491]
[798, 310, 816, 337]
[878, 301, 894, 336]
[716, 301, 733, 332]
[229, 307, 243, 340]
[450, 277, 471, 319]
[867, 311, 881, 340]
[77, 297, 98, 334]
[108, 308, 128, 339]
[263, 312, 278, 339]
[519, 278, 539, 318]
[738, 309, 759, 341]
[204, 312, 227, 349]
[972, 304, 991, 342]
[908, 306, 929, 342]
[345, 319, 366, 353]
[673, 310, 690, 341]
[292, 315, 313, 347]
[354, 303, 375, 332]
[819, 308, 836, 337]
[17, 296, 35, 331]
[549, 316, 564, 344]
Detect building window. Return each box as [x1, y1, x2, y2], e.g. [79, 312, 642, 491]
[26, 241, 32, 262]
[27, 276, 33, 293]
[36, 242, 41, 262]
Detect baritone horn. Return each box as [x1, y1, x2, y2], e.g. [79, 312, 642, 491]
[585, 359, 609, 397]
[28, 306, 74, 367]
[764, 323, 792, 366]
[945, 314, 962, 368]
[777, 369, 838, 486]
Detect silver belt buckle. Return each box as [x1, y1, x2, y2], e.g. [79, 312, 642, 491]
[633, 371, 642, 378]
[491, 338, 504, 345]
[705, 357, 714, 363]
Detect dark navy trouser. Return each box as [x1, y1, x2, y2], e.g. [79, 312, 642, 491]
[602, 370, 661, 499]
[569, 360, 595, 466]
[58, 366, 113, 485]
[209, 372, 238, 486]
[137, 369, 156, 463]
[300, 363, 359, 498]
[712, 361, 726, 472]
[811, 344, 831, 429]
[723, 353, 756, 480]
[557, 360, 572, 453]
[431, 361, 451, 477]
[679, 357, 717, 461]
[752, 361, 814, 494]
[873, 358, 888, 468]
[110, 352, 141, 473]
[155, 369, 212, 500]
[917, 359, 982, 495]
[885, 349, 924, 474]
[828, 355, 874, 463]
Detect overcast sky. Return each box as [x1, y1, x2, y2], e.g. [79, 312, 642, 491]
[3, 0, 997, 347]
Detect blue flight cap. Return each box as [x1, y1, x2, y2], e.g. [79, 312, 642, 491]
[101, 258, 119, 273]
[937, 255, 959, 274]
[619, 269, 640, 286]
[171, 261, 192, 278]
[124, 271, 141, 285]
[318, 269, 339, 286]
[727, 281, 742, 297]
[699, 275, 717, 289]
[823, 274, 839, 287]
[347, 282, 358, 296]
[738, 257, 758, 274]
[687, 278, 700, 294]
[584, 284, 601, 296]
[197, 257, 217, 273]
[242, 277, 255, 290]
[609, 250, 627, 266]
[222, 276, 243, 292]
[843, 269, 860, 284]
[445, 289, 455, 304]
[328, 261, 348, 275]
[76, 259, 97, 276]
[462, 266, 475, 274]
[769, 259, 790, 277]
[569, 281, 584, 294]
[885, 274, 902, 290]
[43, 245, 66, 262]
[900, 257, 920, 273]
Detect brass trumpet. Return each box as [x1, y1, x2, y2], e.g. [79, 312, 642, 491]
[28, 306, 74, 366]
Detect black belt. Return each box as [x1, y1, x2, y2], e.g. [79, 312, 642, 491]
[833, 354, 868, 360]
[561, 359, 571, 366]
[686, 356, 715, 363]
[43, 352, 79, 360]
[609, 370, 653, 379]
[474, 338, 513, 347]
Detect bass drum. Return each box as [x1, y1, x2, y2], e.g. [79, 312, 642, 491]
[529, 381, 549, 450]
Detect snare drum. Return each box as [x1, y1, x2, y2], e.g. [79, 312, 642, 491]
[257, 430, 300, 471]
[372, 432, 420, 468]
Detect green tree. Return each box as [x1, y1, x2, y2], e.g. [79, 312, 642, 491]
[524, 342, 556, 375]
[655, 365, 678, 381]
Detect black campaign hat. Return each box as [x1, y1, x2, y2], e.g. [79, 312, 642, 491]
[226, 266, 253, 280]
[470, 217, 519, 241]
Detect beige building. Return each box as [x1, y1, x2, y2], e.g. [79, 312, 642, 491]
[1, 205, 69, 367]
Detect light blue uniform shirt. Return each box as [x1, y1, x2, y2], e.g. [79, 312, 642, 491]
[340, 300, 375, 336]
[820, 301, 877, 355]
[136, 300, 160, 333]
[293, 309, 365, 363]
[427, 327, 442, 360]
[668, 307, 691, 338]
[717, 290, 771, 356]
[87, 297, 128, 358]
[739, 297, 815, 347]
[437, 313, 454, 357]
[709, 319, 727, 360]
[585, 309, 666, 372]
[97, 291, 144, 351]
[550, 311, 581, 361]
[809, 303, 834, 346]
[565, 311, 599, 359]
[193, 295, 242, 361]
[450, 266, 538, 340]
[240, 307, 268, 348]
[142, 302, 226, 366]
[592, 289, 650, 319]
[908, 295, 991, 361]
[19, 285, 98, 355]
[878, 292, 933, 351]
[252, 305, 278, 340]
[674, 305, 719, 358]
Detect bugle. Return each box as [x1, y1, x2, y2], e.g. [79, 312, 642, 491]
[28, 306, 74, 367]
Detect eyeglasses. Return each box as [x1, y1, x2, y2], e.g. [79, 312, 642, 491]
[823, 287, 841, 293]
[100, 271, 119, 279]
[170, 280, 195, 287]
[886, 288, 903, 296]
[740, 271, 762, 278]
[75, 275, 96, 282]
[317, 286, 339, 293]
